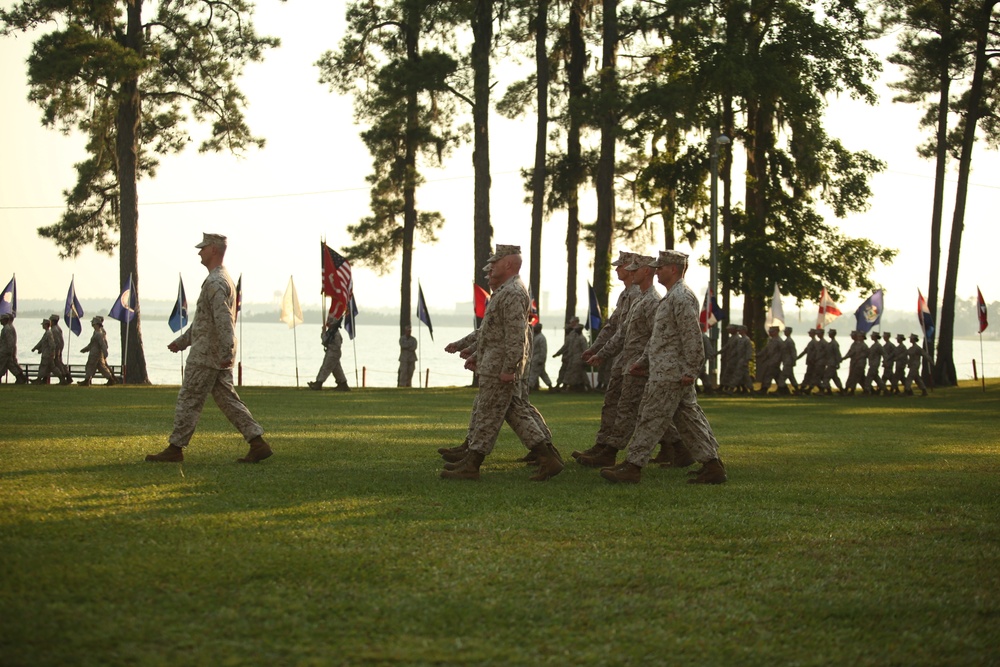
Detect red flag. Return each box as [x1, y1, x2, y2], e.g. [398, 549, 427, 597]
[322, 243, 353, 319]
[528, 298, 539, 327]
[917, 289, 932, 334]
[474, 283, 490, 319]
[977, 287, 989, 333]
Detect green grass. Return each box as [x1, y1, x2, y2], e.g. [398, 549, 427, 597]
[1, 382, 998, 666]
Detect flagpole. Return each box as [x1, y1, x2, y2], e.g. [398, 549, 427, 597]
[123, 273, 132, 385]
[66, 274, 73, 374]
[980, 333, 986, 392]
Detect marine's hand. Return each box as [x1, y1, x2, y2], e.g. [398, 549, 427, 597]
[168, 342, 180, 353]
[500, 372, 516, 383]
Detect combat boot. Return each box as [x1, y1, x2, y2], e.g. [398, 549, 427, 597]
[441, 444, 469, 463]
[571, 443, 603, 460]
[335, 382, 351, 392]
[600, 461, 641, 484]
[307, 381, 322, 391]
[576, 443, 617, 468]
[440, 450, 484, 481]
[688, 458, 727, 484]
[145, 445, 184, 463]
[650, 443, 673, 465]
[528, 443, 564, 481]
[443, 452, 473, 471]
[237, 437, 273, 463]
[77, 379, 92, 386]
[515, 449, 539, 465]
[664, 442, 695, 469]
[437, 441, 468, 456]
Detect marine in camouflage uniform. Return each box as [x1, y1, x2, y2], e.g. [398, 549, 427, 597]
[397, 327, 417, 387]
[755, 326, 784, 394]
[573, 250, 640, 459]
[441, 245, 562, 481]
[798, 329, 823, 394]
[0, 313, 28, 384]
[601, 250, 726, 485]
[79, 315, 117, 385]
[841, 331, 868, 395]
[904, 334, 931, 396]
[864, 332, 886, 395]
[527, 323, 551, 391]
[717, 324, 740, 393]
[30, 319, 55, 384]
[145, 233, 271, 464]
[48, 315, 72, 384]
[880, 332, 897, 394]
[309, 314, 349, 391]
[553, 321, 589, 390]
[777, 327, 799, 394]
[735, 326, 754, 394]
[891, 334, 908, 393]
[821, 329, 845, 394]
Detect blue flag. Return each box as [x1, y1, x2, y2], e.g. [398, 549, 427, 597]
[64, 278, 84, 336]
[168, 275, 188, 333]
[586, 283, 602, 332]
[416, 283, 433, 340]
[343, 294, 359, 340]
[109, 275, 138, 323]
[854, 289, 884, 333]
[0, 275, 15, 316]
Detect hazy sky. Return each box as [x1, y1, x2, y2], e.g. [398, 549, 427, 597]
[1, 0, 997, 323]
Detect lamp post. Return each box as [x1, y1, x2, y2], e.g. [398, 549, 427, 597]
[709, 133, 730, 381]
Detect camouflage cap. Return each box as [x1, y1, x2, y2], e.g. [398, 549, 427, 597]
[487, 244, 521, 262]
[49, 314, 60, 322]
[624, 254, 655, 271]
[816, 328, 826, 335]
[829, 328, 837, 335]
[41, 319, 50, 326]
[0, 313, 9, 322]
[871, 332, 880, 339]
[910, 333, 920, 341]
[784, 327, 793, 334]
[91, 315, 104, 325]
[648, 249, 689, 268]
[195, 232, 228, 249]
[610, 250, 634, 267]
[882, 331, 892, 338]
[769, 325, 780, 332]
[896, 334, 905, 341]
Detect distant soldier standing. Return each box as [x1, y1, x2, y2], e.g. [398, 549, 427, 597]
[821, 328, 845, 395]
[527, 322, 552, 392]
[601, 250, 726, 485]
[0, 313, 28, 384]
[145, 233, 271, 464]
[308, 313, 350, 391]
[735, 325, 754, 394]
[553, 320, 589, 391]
[397, 326, 417, 387]
[78, 315, 117, 386]
[718, 324, 740, 393]
[864, 332, 886, 395]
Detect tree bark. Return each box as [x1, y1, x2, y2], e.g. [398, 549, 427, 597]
[529, 0, 549, 308]
[593, 0, 617, 324]
[473, 0, 493, 309]
[565, 0, 586, 324]
[117, 0, 148, 384]
[400, 9, 420, 332]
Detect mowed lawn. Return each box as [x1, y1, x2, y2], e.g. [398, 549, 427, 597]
[1, 381, 998, 666]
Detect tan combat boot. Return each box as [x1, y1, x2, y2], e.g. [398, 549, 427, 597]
[688, 458, 727, 484]
[600, 461, 642, 484]
[663, 442, 695, 469]
[571, 443, 603, 460]
[529, 444, 564, 481]
[440, 450, 485, 481]
[650, 442, 673, 465]
[576, 443, 617, 468]
[237, 437, 273, 463]
[145, 445, 184, 463]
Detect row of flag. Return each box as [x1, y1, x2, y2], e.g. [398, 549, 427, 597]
[764, 284, 988, 335]
[1, 274, 144, 337]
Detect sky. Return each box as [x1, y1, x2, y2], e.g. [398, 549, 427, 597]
[1, 0, 998, 324]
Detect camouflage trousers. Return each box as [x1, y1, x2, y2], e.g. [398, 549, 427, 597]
[625, 379, 719, 467]
[608, 373, 680, 450]
[315, 347, 347, 385]
[85, 353, 115, 382]
[398, 360, 415, 387]
[865, 366, 885, 393]
[169, 364, 264, 448]
[0, 353, 26, 381]
[35, 356, 54, 380]
[592, 372, 624, 446]
[468, 377, 549, 456]
[53, 353, 70, 381]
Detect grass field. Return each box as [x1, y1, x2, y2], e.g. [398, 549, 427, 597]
[1, 381, 998, 666]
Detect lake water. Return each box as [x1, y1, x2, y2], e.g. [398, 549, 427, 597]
[50, 321, 1000, 387]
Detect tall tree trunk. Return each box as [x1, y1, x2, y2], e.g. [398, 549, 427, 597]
[593, 0, 617, 322]
[565, 0, 586, 324]
[400, 12, 420, 332]
[744, 95, 772, 339]
[935, 0, 996, 385]
[117, 0, 148, 384]
[530, 0, 549, 308]
[925, 0, 953, 376]
[473, 0, 493, 307]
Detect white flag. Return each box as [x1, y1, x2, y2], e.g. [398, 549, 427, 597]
[767, 283, 785, 329]
[280, 275, 303, 329]
[816, 287, 842, 329]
